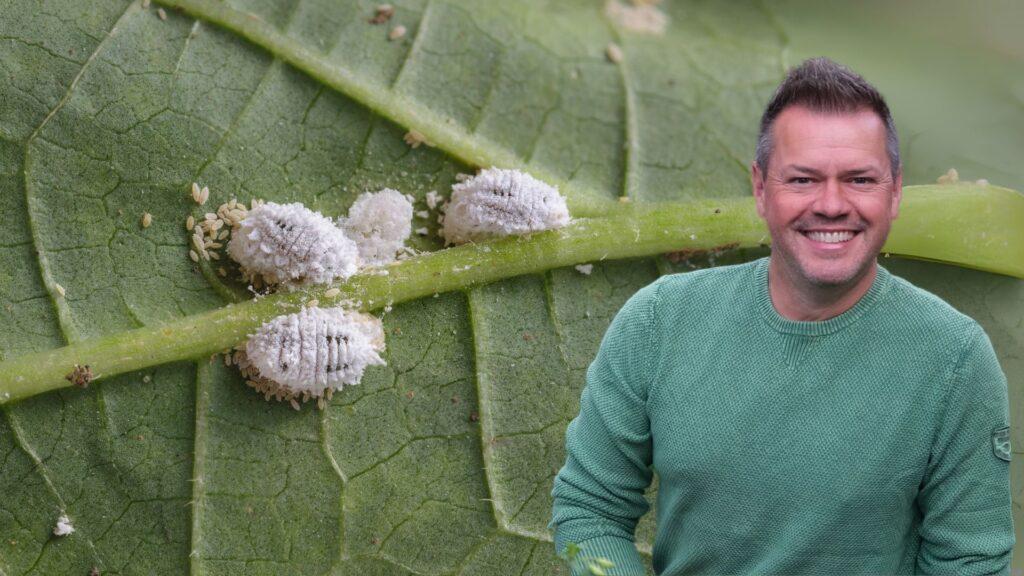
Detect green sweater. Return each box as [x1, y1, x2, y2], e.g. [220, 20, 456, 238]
[549, 256, 1014, 575]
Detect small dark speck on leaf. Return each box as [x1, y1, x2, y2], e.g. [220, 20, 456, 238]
[368, 4, 394, 24]
[450, 395, 460, 404]
[66, 364, 93, 388]
[392, 326, 402, 335]
[469, 411, 479, 422]
[522, 332, 532, 341]
[89, 568, 100, 576]
[405, 390, 415, 399]
[714, 208, 721, 214]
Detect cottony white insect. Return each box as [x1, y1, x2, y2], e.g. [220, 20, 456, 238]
[339, 189, 413, 267]
[227, 202, 360, 285]
[441, 167, 570, 245]
[245, 306, 386, 396]
[53, 513, 74, 536]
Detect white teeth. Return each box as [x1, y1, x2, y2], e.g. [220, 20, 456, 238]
[805, 230, 855, 243]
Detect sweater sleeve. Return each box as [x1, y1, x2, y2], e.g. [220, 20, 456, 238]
[915, 324, 1015, 575]
[548, 280, 661, 576]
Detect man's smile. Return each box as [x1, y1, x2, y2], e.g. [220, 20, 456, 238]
[798, 229, 862, 251]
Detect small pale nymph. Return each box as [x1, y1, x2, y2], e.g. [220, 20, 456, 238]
[441, 167, 571, 245]
[339, 188, 413, 267]
[936, 168, 959, 185]
[243, 307, 386, 400]
[227, 202, 360, 286]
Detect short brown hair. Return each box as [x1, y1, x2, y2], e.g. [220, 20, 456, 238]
[755, 57, 900, 179]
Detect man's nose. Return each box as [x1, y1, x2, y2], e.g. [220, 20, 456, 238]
[812, 178, 851, 217]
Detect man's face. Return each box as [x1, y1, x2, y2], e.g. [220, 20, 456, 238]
[751, 105, 902, 289]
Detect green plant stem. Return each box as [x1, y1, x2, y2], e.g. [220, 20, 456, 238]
[882, 183, 1024, 275]
[0, 184, 1020, 404]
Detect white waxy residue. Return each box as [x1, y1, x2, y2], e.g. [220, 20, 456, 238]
[339, 188, 413, 267]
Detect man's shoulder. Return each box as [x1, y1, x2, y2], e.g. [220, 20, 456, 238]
[869, 266, 988, 366]
[881, 267, 980, 333]
[651, 257, 758, 303]
[615, 260, 754, 328]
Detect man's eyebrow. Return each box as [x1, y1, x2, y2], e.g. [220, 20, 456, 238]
[839, 167, 880, 177]
[783, 165, 881, 177]
[784, 165, 824, 177]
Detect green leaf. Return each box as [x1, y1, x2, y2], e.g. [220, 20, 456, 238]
[0, 1, 1021, 574]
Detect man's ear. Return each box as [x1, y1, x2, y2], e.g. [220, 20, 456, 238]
[751, 162, 767, 219]
[891, 169, 902, 220]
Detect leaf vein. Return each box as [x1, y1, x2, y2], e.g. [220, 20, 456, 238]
[388, 0, 433, 91]
[22, 1, 141, 344]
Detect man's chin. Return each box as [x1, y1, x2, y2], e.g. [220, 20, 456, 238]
[797, 259, 872, 288]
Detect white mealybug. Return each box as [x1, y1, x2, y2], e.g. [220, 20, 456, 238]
[227, 202, 360, 285]
[440, 167, 571, 245]
[339, 188, 413, 267]
[53, 513, 74, 536]
[242, 307, 385, 406]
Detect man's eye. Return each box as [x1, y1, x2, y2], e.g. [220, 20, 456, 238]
[851, 177, 873, 185]
[790, 177, 813, 185]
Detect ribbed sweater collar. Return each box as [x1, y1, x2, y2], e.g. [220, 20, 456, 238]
[754, 256, 892, 336]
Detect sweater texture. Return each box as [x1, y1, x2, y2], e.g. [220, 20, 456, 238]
[549, 255, 1014, 575]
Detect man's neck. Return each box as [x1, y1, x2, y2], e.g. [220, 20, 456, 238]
[767, 256, 878, 322]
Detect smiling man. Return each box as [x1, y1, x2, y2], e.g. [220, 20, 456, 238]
[549, 57, 1014, 575]
[751, 90, 901, 321]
